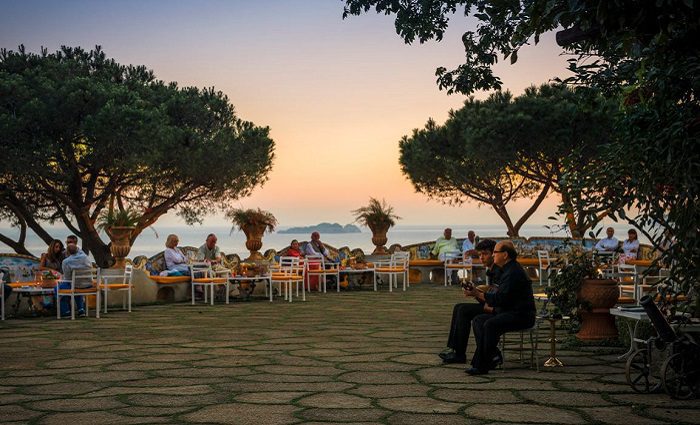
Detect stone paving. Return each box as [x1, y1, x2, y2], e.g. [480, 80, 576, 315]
[1, 285, 698, 424]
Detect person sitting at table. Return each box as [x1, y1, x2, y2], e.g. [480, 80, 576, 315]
[432, 228, 461, 284]
[40, 239, 65, 273]
[620, 229, 640, 262]
[58, 243, 93, 318]
[462, 230, 478, 257]
[196, 233, 222, 265]
[439, 239, 499, 364]
[304, 232, 334, 261]
[287, 239, 304, 258]
[164, 234, 190, 275]
[464, 240, 536, 375]
[594, 227, 619, 252]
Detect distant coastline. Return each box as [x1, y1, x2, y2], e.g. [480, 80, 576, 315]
[278, 222, 361, 234]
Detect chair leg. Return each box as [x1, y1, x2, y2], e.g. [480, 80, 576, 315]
[56, 294, 61, 319]
[96, 291, 100, 319]
[191, 283, 195, 305]
[104, 289, 108, 313]
[71, 297, 75, 320]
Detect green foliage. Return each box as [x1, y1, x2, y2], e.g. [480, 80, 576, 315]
[0, 46, 275, 266]
[352, 197, 400, 229]
[95, 208, 140, 231]
[544, 247, 602, 318]
[344, 0, 699, 314]
[226, 208, 278, 234]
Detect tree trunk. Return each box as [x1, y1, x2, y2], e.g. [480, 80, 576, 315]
[492, 204, 518, 237]
[512, 181, 551, 237]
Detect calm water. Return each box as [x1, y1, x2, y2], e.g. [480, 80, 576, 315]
[0, 223, 648, 260]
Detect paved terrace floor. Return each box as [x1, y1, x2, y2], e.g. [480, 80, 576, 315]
[1, 285, 698, 425]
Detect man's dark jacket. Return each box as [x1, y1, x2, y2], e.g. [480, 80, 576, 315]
[484, 259, 535, 315]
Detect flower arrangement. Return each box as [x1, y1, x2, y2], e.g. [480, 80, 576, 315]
[42, 269, 61, 280]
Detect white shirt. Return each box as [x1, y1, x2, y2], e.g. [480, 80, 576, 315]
[462, 239, 475, 253]
[622, 239, 639, 257]
[595, 237, 619, 252]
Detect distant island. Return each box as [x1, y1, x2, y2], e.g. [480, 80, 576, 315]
[279, 222, 362, 234]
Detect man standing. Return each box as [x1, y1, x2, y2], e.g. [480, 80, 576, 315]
[594, 227, 619, 252]
[462, 230, 478, 257]
[431, 228, 460, 260]
[439, 239, 499, 364]
[464, 240, 536, 375]
[196, 233, 222, 265]
[58, 243, 93, 317]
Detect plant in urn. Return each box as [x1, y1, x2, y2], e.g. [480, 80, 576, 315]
[227, 208, 277, 262]
[352, 198, 400, 255]
[97, 207, 139, 268]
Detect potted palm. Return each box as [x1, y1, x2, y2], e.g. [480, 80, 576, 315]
[96, 208, 139, 268]
[227, 208, 277, 261]
[545, 247, 619, 340]
[352, 198, 400, 255]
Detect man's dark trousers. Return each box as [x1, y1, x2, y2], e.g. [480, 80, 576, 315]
[471, 311, 535, 370]
[447, 303, 484, 356]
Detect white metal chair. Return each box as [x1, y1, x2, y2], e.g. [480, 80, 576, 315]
[190, 262, 230, 305]
[536, 250, 559, 286]
[304, 254, 339, 293]
[617, 263, 638, 302]
[271, 256, 305, 302]
[444, 252, 473, 286]
[56, 268, 100, 320]
[99, 265, 133, 313]
[374, 251, 410, 292]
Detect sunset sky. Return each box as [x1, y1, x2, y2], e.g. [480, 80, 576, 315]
[1, 0, 573, 228]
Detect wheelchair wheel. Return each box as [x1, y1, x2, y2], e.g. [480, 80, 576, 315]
[662, 352, 700, 399]
[626, 349, 662, 393]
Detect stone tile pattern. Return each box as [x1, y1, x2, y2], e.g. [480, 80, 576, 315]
[0, 285, 697, 424]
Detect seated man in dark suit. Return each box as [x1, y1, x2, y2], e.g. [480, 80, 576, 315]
[464, 240, 536, 375]
[439, 239, 500, 364]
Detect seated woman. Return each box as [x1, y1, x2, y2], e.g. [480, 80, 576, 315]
[287, 239, 304, 258]
[164, 234, 190, 275]
[620, 229, 640, 263]
[40, 239, 65, 273]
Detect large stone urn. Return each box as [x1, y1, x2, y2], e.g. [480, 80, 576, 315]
[242, 223, 267, 262]
[369, 223, 390, 255]
[107, 226, 134, 269]
[576, 278, 620, 340]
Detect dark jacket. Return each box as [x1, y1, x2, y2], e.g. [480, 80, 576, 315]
[484, 260, 536, 315]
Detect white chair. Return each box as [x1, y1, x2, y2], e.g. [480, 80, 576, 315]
[374, 251, 409, 292]
[536, 250, 559, 286]
[304, 255, 339, 293]
[99, 265, 133, 313]
[617, 263, 638, 301]
[444, 252, 473, 286]
[271, 256, 305, 302]
[190, 262, 230, 305]
[56, 268, 100, 320]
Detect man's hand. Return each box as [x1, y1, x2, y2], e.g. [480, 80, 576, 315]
[483, 303, 494, 314]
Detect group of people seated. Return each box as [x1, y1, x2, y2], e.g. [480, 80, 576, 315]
[440, 239, 536, 375]
[594, 227, 640, 262]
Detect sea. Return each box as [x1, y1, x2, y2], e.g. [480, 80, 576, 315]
[0, 223, 649, 260]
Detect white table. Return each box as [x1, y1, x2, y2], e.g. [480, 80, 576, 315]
[610, 308, 649, 359]
[12, 286, 55, 316]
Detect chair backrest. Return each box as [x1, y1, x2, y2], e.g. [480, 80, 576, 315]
[537, 250, 550, 267]
[190, 262, 212, 279]
[617, 264, 637, 283]
[305, 254, 324, 269]
[278, 256, 302, 276]
[444, 252, 461, 264]
[461, 252, 473, 265]
[124, 265, 133, 284]
[72, 268, 96, 289]
[392, 251, 410, 267]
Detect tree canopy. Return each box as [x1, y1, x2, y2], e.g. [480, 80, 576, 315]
[0, 46, 275, 266]
[345, 0, 699, 311]
[399, 85, 613, 237]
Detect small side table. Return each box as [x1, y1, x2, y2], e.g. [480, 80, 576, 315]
[543, 315, 569, 367]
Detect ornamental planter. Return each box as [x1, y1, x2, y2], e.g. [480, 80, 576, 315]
[242, 223, 267, 262]
[369, 223, 390, 255]
[576, 278, 620, 340]
[107, 226, 135, 269]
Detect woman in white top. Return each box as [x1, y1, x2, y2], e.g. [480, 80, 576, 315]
[620, 229, 640, 262]
[164, 234, 190, 274]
